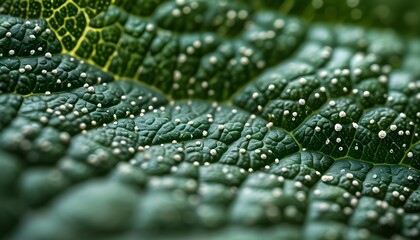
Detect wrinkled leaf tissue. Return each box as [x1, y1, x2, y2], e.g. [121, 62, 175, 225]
[0, 0, 419, 240]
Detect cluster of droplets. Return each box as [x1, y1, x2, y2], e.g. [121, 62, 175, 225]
[0, 2, 419, 238]
[0, 19, 53, 57]
[124, 102, 295, 174]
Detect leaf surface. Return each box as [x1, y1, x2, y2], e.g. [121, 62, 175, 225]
[0, 1, 419, 240]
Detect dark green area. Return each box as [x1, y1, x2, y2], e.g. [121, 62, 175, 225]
[0, 0, 419, 240]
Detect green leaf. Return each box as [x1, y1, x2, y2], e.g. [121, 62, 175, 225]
[0, 1, 419, 240]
